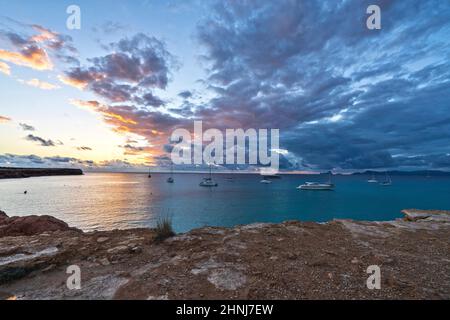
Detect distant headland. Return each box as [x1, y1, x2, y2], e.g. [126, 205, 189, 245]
[0, 167, 83, 179]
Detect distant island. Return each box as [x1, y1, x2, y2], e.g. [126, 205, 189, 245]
[0, 167, 83, 179]
[350, 170, 450, 176]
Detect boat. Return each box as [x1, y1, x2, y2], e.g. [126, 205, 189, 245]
[297, 182, 334, 190]
[199, 164, 218, 187]
[380, 173, 392, 186]
[148, 168, 151, 178]
[297, 172, 334, 190]
[260, 179, 272, 184]
[367, 173, 378, 183]
[166, 164, 174, 183]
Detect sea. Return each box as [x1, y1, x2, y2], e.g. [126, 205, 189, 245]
[1, 172, 449, 233]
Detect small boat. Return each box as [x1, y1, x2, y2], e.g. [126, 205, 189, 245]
[260, 179, 272, 184]
[297, 182, 334, 190]
[148, 168, 151, 178]
[199, 164, 218, 187]
[380, 173, 392, 186]
[367, 173, 378, 183]
[200, 177, 218, 187]
[166, 164, 174, 183]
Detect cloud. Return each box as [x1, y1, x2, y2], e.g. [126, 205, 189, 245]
[77, 146, 92, 151]
[19, 78, 59, 90]
[0, 115, 11, 123]
[178, 90, 193, 99]
[192, 0, 450, 170]
[25, 134, 57, 147]
[0, 153, 93, 168]
[0, 20, 78, 71]
[92, 21, 128, 34]
[0, 61, 10, 75]
[61, 33, 175, 106]
[0, 46, 52, 70]
[19, 123, 35, 131]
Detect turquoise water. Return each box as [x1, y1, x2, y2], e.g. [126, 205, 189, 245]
[0, 172, 449, 232]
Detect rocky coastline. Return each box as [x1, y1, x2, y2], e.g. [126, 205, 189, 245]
[0, 167, 83, 179]
[0, 209, 449, 300]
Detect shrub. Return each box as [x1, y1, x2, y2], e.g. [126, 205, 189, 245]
[155, 215, 175, 242]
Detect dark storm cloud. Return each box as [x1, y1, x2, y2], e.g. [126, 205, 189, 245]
[25, 134, 56, 147]
[194, 0, 450, 170]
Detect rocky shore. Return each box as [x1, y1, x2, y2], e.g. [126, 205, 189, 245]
[0, 167, 83, 179]
[0, 209, 449, 300]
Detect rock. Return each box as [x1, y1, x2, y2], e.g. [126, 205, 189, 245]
[0, 213, 80, 238]
[207, 268, 247, 290]
[97, 237, 109, 243]
[130, 246, 142, 254]
[0, 211, 7, 221]
[99, 257, 110, 266]
[107, 245, 129, 255]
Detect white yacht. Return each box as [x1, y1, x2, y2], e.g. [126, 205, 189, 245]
[199, 164, 218, 187]
[380, 173, 392, 186]
[298, 173, 334, 190]
[367, 173, 378, 183]
[297, 181, 334, 190]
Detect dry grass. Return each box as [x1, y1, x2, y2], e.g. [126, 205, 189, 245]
[155, 215, 175, 242]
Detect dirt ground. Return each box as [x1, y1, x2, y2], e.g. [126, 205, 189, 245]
[0, 209, 449, 300]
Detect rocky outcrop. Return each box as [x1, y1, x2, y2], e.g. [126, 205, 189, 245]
[0, 212, 80, 237]
[0, 167, 83, 179]
[0, 210, 449, 300]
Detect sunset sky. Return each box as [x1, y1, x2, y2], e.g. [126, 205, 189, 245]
[0, 0, 449, 172]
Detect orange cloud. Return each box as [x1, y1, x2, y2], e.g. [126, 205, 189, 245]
[58, 75, 88, 90]
[0, 46, 53, 70]
[69, 99, 137, 125]
[30, 25, 58, 43]
[20, 78, 60, 90]
[0, 115, 11, 123]
[0, 61, 11, 75]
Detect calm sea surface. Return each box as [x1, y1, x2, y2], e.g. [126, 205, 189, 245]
[1, 172, 449, 232]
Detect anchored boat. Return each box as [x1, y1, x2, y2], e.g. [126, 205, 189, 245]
[199, 164, 218, 187]
[298, 173, 334, 190]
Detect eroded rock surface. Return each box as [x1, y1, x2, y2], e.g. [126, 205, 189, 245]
[0, 212, 80, 237]
[0, 210, 449, 300]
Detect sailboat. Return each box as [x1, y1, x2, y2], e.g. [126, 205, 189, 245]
[297, 172, 334, 190]
[367, 172, 378, 183]
[199, 164, 218, 187]
[380, 172, 392, 186]
[166, 164, 174, 183]
[148, 168, 151, 178]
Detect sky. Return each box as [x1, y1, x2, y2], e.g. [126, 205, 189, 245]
[0, 0, 449, 172]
